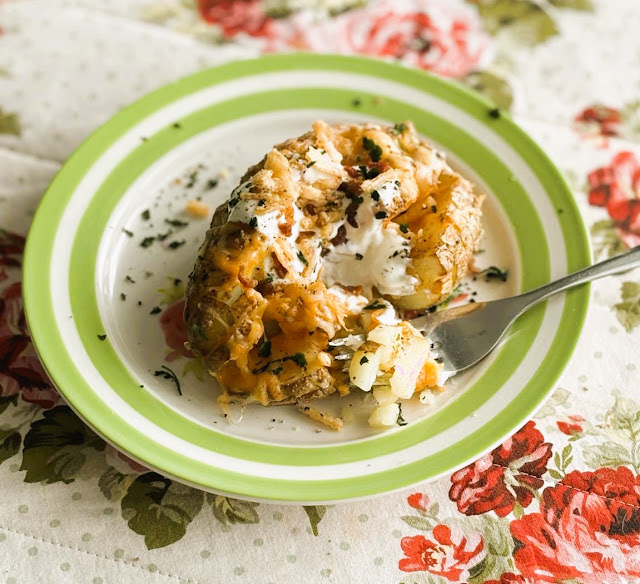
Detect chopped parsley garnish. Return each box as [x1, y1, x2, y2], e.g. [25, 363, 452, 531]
[488, 107, 501, 119]
[287, 353, 307, 367]
[252, 352, 307, 374]
[363, 137, 383, 162]
[122, 228, 133, 237]
[141, 209, 151, 221]
[306, 160, 316, 167]
[297, 251, 309, 266]
[228, 197, 240, 208]
[258, 199, 266, 207]
[150, 306, 161, 315]
[355, 253, 364, 260]
[399, 223, 409, 233]
[185, 170, 198, 188]
[364, 302, 387, 310]
[258, 340, 272, 358]
[157, 230, 173, 242]
[154, 365, 182, 395]
[375, 211, 388, 219]
[97, 334, 107, 341]
[358, 165, 381, 180]
[125, 275, 136, 284]
[172, 122, 182, 129]
[394, 180, 401, 187]
[165, 218, 188, 228]
[392, 122, 407, 135]
[249, 217, 258, 228]
[480, 266, 509, 282]
[359, 355, 369, 365]
[120, 293, 126, 301]
[192, 323, 207, 340]
[168, 240, 186, 250]
[396, 404, 408, 426]
[207, 178, 219, 189]
[140, 236, 155, 248]
[265, 273, 274, 283]
[352, 98, 362, 107]
[371, 190, 380, 202]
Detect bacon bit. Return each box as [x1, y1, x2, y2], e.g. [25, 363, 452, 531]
[278, 223, 293, 237]
[304, 204, 317, 216]
[238, 267, 257, 288]
[331, 224, 348, 246]
[298, 406, 344, 431]
[340, 284, 363, 294]
[271, 253, 287, 278]
[186, 199, 210, 218]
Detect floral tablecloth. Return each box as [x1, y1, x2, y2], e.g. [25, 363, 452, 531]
[1, 0, 640, 582]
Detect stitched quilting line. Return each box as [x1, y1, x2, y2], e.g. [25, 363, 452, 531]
[486, 463, 640, 511]
[0, 525, 200, 584]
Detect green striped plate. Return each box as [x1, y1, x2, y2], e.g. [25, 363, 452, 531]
[23, 54, 590, 503]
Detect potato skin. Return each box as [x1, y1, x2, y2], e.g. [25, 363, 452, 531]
[185, 120, 483, 405]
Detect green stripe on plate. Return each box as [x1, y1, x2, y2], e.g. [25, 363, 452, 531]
[69, 88, 547, 465]
[24, 54, 590, 501]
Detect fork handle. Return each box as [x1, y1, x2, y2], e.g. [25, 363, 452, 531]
[517, 245, 640, 310]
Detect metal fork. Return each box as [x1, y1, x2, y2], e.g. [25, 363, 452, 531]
[329, 246, 640, 374]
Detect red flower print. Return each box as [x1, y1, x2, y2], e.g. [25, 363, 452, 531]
[556, 414, 585, 435]
[587, 151, 640, 248]
[574, 104, 622, 144]
[0, 281, 59, 409]
[449, 421, 552, 517]
[399, 525, 484, 580]
[160, 298, 193, 361]
[511, 466, 640, 584]
[407, 492, 430, 512]
[197, 0, 275, 39]
[272, 0, 487, 78]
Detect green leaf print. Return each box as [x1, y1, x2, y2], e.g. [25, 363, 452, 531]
[401, 515, 433, 531]
[549, 0, 593, 10]
[477, 0, 559, 46]
[464, 515, 515, 583]
[304, 505, 326, 536]
[20, 406, 105, 484]
[0, 430, 21, 465]
[614, 281, 640, 332]
[583, 442, 633, 470]
[212, 496, 260, 526]
[590, 220, 627, 260]
[121, 472, 204, 549]
[0, 394, 18, 416]
[461, 70, 514, 110]
[99, 467, 135, 501]
[0, 108, 21, 136]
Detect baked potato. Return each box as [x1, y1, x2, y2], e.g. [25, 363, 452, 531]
[184, 121, 483, 410]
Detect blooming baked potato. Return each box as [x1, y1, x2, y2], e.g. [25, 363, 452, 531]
[184, 120, 483, 409]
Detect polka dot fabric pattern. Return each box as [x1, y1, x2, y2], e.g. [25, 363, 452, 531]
[1, 0, 640, 583]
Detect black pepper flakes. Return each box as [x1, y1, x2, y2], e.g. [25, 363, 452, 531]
[140, 236, 155, 248]
[120, 293, 126, 301]
[355, 253, 364, 260]
[207, 178, 219, 189]
[168, 240, 186, 250]
[141, 209, 151, 221]
[97, 334, 107, 341]
[125, 275, 136, 284]
[488, 107, 501, 119]
[122, 228, 134, 237]
[150, 306, 161, 315]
